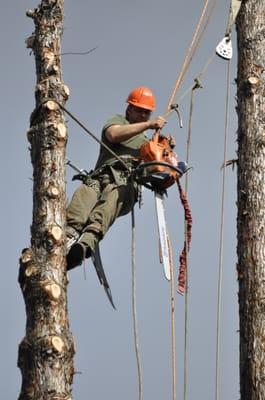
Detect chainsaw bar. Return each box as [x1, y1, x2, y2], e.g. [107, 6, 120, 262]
[154, 191, 171, 281]
[91, 245, 116, 309]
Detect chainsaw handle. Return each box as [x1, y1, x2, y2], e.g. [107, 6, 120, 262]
[153, 129, 161, 143]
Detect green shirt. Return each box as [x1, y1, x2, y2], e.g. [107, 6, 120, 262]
[95, 114, 147, 169]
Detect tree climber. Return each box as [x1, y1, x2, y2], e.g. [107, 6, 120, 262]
[66, 86, 166, 270]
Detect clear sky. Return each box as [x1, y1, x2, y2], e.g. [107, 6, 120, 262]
[1, 1, 239, 399]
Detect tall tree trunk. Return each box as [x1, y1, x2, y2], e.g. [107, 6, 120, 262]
[18, 1, 74, 399]
[236, 1, 265, 399]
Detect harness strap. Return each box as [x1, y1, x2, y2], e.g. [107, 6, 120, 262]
[176, 179, 192, 295]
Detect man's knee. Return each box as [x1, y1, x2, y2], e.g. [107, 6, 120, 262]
[66, 184, 98, 230]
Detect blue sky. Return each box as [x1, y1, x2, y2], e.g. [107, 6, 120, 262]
[1, 1, 239, 398]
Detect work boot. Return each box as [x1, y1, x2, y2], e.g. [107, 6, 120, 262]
[66, 242, 90, 270]
[66, 231, 100, 270]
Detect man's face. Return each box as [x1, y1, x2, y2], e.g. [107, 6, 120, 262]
[127, 105, 152, 123]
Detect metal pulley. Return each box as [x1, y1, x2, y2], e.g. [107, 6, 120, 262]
[216, 0, 242, 60]
[216, 36, 233, 60]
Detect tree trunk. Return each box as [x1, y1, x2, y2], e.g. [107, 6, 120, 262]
[18, 1, 74, 399]
[236, 1, 265, 399]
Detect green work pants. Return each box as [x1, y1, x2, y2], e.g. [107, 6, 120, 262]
[66, 172, 137, 248]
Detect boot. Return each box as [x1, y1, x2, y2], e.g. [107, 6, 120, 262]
[66, 242, 90, 270]
[66, 230, 100, 270]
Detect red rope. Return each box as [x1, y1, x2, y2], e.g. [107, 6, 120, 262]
[176, 179, 192, 295]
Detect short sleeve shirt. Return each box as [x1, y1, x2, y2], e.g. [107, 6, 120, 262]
[95, 114, 147, 169]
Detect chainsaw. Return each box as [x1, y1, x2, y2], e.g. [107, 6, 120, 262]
[135, 130, 192, 293]
[135, 129, 187, 191]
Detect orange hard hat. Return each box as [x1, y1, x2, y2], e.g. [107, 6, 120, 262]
[126, 87, 156, 111]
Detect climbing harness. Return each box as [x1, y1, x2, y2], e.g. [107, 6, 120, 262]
[216, 0, 242, 59]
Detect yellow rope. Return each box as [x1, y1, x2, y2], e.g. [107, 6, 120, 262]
[166, 0, 210, 112]
[164, 0, 220, 121]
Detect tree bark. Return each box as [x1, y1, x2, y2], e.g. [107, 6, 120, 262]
[18, 1, 74, 399]
[236, 1, 265, 399]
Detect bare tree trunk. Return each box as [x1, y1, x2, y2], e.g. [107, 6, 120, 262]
[18, 1, 74, 399]
[236, 1, 265, 399]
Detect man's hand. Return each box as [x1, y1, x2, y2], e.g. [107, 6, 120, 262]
[166, 134, 176, 149]
[147, 116, 166, 130]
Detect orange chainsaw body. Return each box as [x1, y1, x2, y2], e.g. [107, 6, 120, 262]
[139, 131, 180, 189]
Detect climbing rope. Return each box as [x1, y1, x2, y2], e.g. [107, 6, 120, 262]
[215, 58, 231, 400]
[59, 103, 131, 171]
[177, 52, 214, 104]
[164, 0, 220, 121]
[131, 207, 144, 400]
[166, 0, 210, 111]
[183, 81, 201, 400]
[168, 236, 177, 400]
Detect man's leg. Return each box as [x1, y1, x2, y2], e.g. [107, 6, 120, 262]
[66, 183, 99, 248]
[67, 181, 137, 269]
[81, 181, 136, 245]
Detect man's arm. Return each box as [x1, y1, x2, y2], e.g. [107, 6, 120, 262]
[105, 116, 166, 143]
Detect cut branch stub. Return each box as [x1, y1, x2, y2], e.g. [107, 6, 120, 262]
[248, 76, 259, 85]
[27, 128, 35, 143]
[19, 248, 37, 291]
[47, 185, 60, 198]
[48, 225, 63, 243]
[51, 336, 64, 353]
[247, 76, 260, 86]
[25, 35, 35, 49]
[62, 84, 70, 99]
[42, 47, 55, 72]
[44, 282, 61, 300]
[56, 122, 67, 139]
[53, 65, 59, 74]
[20, 248, 33, 265]
[26, 9, 36, 19]
[25, 265, 38, 278]
[44, 100, 59, 111]
[245, 76, 261, 96]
